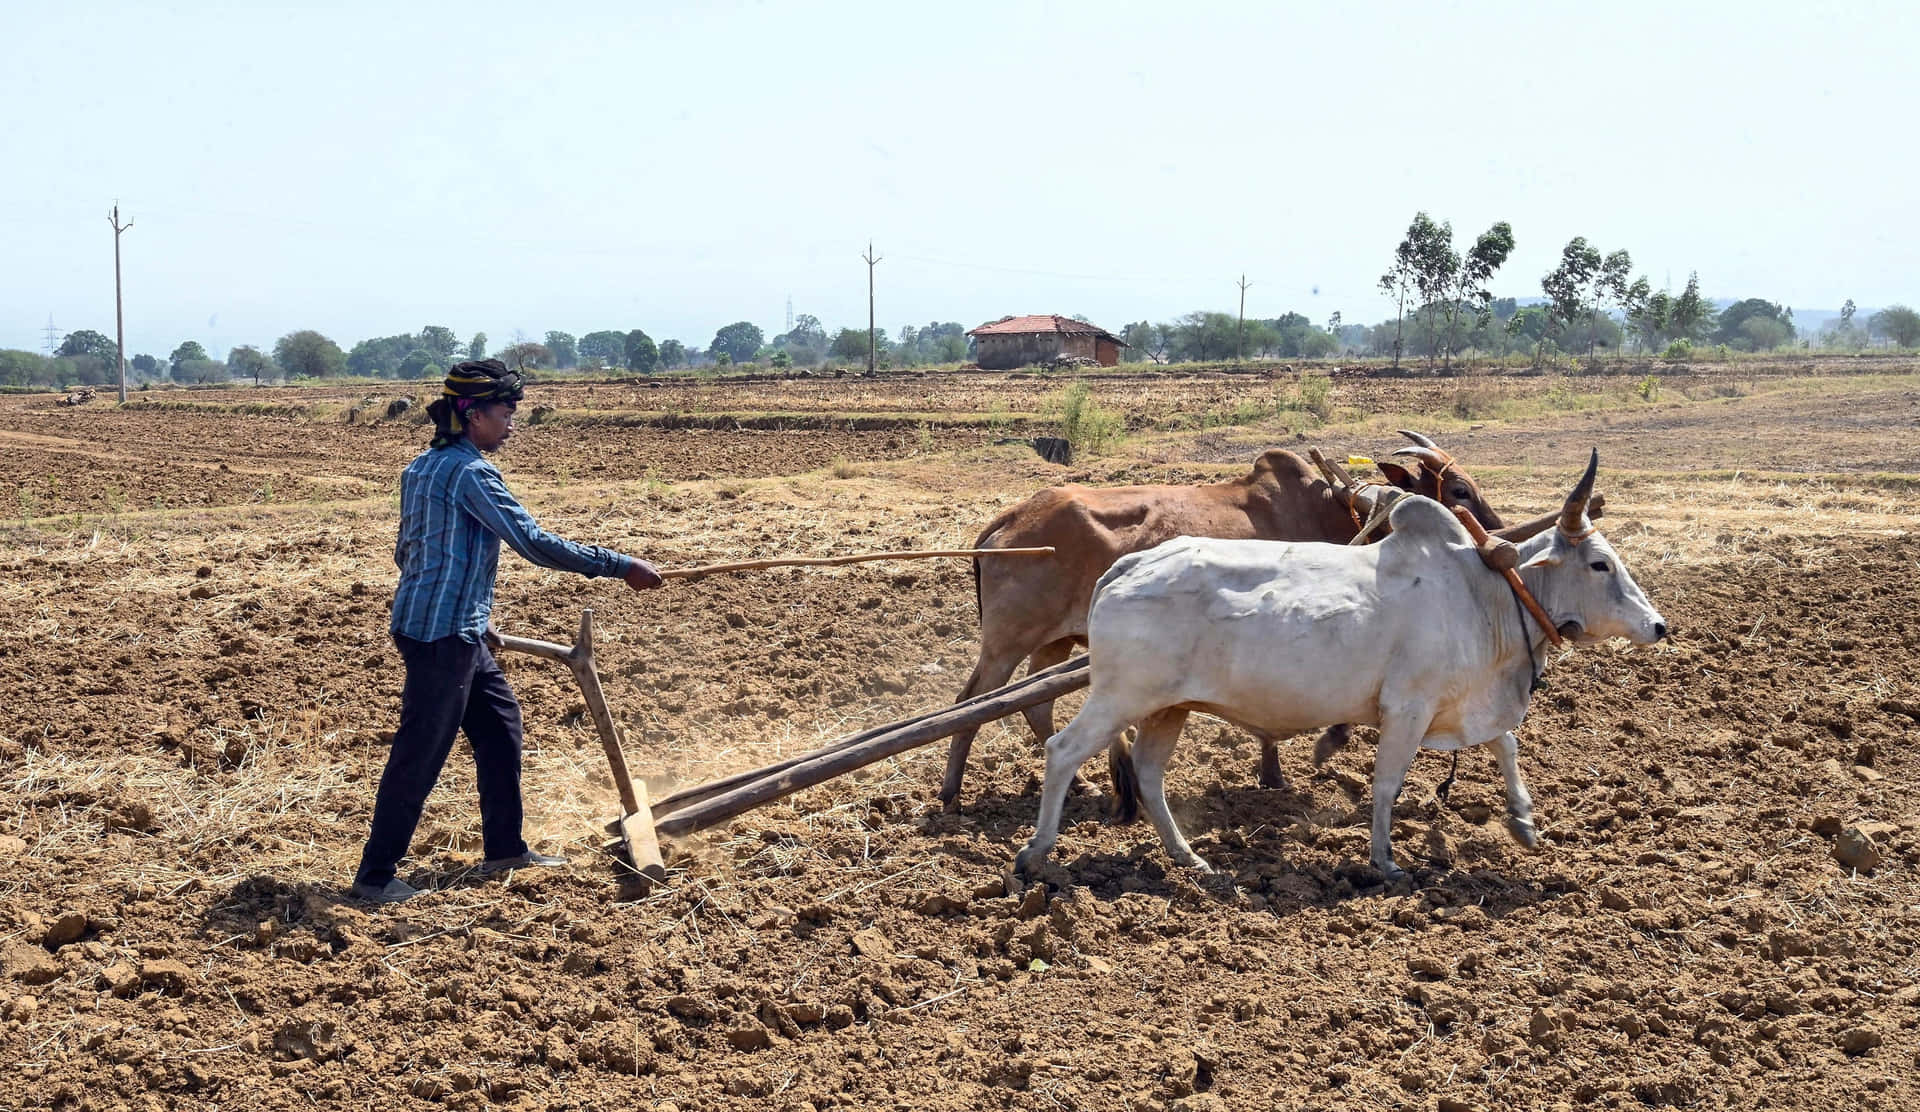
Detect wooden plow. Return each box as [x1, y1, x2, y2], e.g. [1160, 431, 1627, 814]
[494, 545, 1081, 897]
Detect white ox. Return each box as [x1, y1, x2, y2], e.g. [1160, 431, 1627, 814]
[1013, 451, 1667, 882]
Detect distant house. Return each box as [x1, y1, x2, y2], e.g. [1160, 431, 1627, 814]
[966, 315, 1126, 370]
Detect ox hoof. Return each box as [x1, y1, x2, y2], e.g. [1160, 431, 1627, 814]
[1374, 860, 1407, 884]
[1257, 761, 1287, 791]
[1506, 814, 1540, 849]
[1178, 855, 1214, 875]
[1011, 846, 1048, 880]
[1068, 773, 1099, 798]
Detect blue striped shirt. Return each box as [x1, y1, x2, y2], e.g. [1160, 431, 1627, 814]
[390, 440, 634, 642]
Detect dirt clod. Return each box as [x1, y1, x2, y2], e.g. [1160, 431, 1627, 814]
[1832, 827, 1882, 872]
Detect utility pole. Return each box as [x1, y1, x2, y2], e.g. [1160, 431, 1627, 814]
[108, 203, 133, 402]
[43, 315, 60, 356]
[1235, 273, 1253, 361]
[862, 240, 882, 374]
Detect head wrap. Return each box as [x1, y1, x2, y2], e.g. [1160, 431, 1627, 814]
[427, 359, 526, 448]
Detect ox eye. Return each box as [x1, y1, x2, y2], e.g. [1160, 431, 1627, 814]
[1589, 560, 1611, 573]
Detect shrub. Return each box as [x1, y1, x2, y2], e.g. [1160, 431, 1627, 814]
[1056, 382, 1124, 455]
[1451, 384, 1498, 420]
[1298, 373, 1333, 421]
[1662, 339, 1693, 359]
[1635, 375, 1660, 402]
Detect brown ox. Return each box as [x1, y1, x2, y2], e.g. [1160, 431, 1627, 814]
[940, 432, 1582, 816]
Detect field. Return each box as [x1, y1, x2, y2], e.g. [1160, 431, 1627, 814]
[2, 361, 1917, 1111]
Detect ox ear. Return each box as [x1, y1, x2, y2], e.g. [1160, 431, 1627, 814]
[1520, 548, 1563, 570]
[1376, 459, 1419, 491]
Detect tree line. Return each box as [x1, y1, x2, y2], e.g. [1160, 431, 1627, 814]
[6, 215, 1918, 389]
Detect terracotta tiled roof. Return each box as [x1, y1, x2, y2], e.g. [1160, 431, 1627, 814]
[966, 314, 1121, 340]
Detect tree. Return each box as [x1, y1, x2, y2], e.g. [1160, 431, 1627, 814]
[1869, 305, 1920, 347]
[1440, 222, 1516, 369]
[468, 332, 487, 360]
[545, 331, 578, 369]
[1840, 299, 1856, 326]
[1119, 321, 1161, 363]
[659, 339, 687, 368]
[625, 329, 658, 374]
[1737, 318, 1791, 351]
[1626, 286, 1670, 352]
[1588, 250, 1634, 359]
[175, 359, 230, 385]
[1378, 230, 1419, 369]
[169, 341, 210, 372]
[418, 326, 461, 366]
[397, 349, 438, 378]
[498, 342, 552, 371]
[57, 330, 117, 362]
[1171, 311, 1237, 362]
[229, 345, 275, 385]
[345, 334, 417, 378]
[1395, 213, 1458, 370]
[0, 350, 51, 387]
[1714, 299, 1795, 349]
[1540, 238, 1602, 366]
[578, 330, 627, 367]
[129, 353, 161, 378]
[274, 330, 346, 379]
[53, 355, 110, 386]
[711, 321, 765, 364]
[830, 327, 886, 361]
[773, 315, 828, 366]
[1669, 272, 1714, 341]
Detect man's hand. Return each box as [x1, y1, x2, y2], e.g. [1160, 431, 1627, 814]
[483, 626, 504, 650]
[624, 559, 665, 591]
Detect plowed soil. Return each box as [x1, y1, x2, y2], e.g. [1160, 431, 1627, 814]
[2, 368, 1917, 1112]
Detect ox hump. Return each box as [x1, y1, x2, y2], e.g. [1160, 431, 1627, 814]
[1380, 495, 1472, 549]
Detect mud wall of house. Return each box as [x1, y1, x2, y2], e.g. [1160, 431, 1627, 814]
[975, 333, 1102, 369]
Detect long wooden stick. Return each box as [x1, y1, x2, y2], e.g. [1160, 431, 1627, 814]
[1450, 506, 1563, 647]
[651, 655, 1091, 818]
[654, 656, 1093, 838]
[663, 546, 1053, 581]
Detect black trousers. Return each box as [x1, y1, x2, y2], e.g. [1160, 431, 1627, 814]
[354, 634, 528, 887]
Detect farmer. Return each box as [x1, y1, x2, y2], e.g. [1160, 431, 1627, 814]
[351, 359, 663, 904]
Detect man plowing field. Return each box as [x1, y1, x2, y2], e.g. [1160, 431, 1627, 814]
[350, 360, 665, 905]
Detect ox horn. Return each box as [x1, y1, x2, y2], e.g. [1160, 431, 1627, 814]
[1397, 429, 1440, 449]
[1390, 446, 1451, 473]
[1561, 449, 1600, 534]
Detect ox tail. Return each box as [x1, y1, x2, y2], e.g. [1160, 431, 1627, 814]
[969, 505, 1023, 618]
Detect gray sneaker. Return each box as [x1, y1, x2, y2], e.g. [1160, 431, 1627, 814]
[349, 878, 420, 904]
[479, 850, 569, 875]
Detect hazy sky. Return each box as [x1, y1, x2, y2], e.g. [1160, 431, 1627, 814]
[6, 0, 1914, 359]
